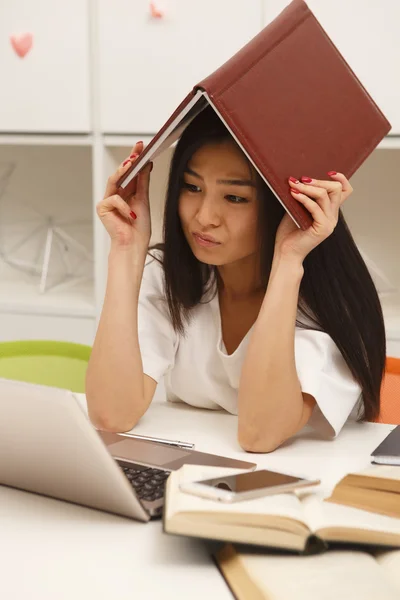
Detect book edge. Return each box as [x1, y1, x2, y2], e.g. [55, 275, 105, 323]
[339, 473, 400, 493]
[214, 544, 268, 600]
[116, 89, 204, 191]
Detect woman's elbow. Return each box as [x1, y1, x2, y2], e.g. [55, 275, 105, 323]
[237, 428, 284, 454]
[88, 409, 138, 434]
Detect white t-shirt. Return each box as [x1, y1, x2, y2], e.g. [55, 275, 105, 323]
[138, 251, 362, 438]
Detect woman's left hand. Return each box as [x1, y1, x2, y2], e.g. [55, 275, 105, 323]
[274, 172, 353, 262]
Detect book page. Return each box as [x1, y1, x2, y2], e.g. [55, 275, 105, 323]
[301, 494, 400, 543]
[375, 550, 400, 593]
[233, 549, 400, 600]
[166, 465, 308, 533]
[355, 465, 400, 481]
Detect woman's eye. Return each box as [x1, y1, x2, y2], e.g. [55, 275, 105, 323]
[182, 182, 248, 203]
[226, 195, 248, 204]
[182, 182, 200, 192]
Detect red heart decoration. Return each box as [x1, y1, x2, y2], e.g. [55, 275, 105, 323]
[10, 33, 33, 58]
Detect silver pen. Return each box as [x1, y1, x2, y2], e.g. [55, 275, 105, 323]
[119, 432, 195, 450]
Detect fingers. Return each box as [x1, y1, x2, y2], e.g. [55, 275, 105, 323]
[289, 190, 333, 233]
[132, 140, 144, 154]
[96, 194, 136, 223]
[290, 176, 342, 195]
[289, 178, 335, 215]
[327, 171, 353, 202]
[104, 141, 145, 200]
[104, 158, 135, 199]
[290, 172, 352, 202]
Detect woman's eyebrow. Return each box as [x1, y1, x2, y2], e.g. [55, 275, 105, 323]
[185, 167, 256, 187]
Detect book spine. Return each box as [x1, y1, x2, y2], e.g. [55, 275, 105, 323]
[304, 534, 329, 555]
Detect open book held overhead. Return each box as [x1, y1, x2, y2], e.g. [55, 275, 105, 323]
[117, 0, 391, 230]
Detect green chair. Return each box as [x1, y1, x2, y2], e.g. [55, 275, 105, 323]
[0, 340, 92, 393]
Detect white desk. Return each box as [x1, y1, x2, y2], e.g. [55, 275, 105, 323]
[0, 390, 394, 600]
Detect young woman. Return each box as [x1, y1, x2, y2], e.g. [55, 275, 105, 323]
[86, 106, 386, 453]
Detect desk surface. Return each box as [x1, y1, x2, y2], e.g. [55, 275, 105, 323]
[0, 390, 394, 600]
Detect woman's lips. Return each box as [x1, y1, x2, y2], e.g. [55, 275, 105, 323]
[192, 233, 221, 248]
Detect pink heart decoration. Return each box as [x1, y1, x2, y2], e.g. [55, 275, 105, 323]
[10, 33, 33, 58]
[150, 2, 163, 18]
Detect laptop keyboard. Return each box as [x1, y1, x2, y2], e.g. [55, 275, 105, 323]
[120, 464, 170, 502]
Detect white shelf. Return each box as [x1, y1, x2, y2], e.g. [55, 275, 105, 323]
[103, 134, 154, 148]
[0, 277, 95, 318]
[0, 134, 93, 147]
[377, 136, 400, 150]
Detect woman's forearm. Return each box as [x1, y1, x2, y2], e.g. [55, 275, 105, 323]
[238, 253, 308, 452]
[85, 245, 148, 431]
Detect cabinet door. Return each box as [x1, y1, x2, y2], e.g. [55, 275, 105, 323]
[263, 0, 400, 135]
[99, 0, 262, 133]
[0, 0, 90, 132]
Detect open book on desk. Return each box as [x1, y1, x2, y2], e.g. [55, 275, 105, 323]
[117, 0, 390, 230]
[326, 464, 400, 519]
[215, 544, 400, 600]
[163, 465, 400, 554]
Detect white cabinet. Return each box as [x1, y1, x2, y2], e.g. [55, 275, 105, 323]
[98, 0, 263, 133]
[0, 0, 90, 133]
[263, 0, 400, 134]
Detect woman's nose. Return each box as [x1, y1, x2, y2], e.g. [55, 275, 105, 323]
[196, 196, 220, 226]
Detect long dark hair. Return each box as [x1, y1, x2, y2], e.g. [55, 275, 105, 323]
[149, 105, 386, 422]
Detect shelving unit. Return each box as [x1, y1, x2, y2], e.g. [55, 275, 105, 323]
[0, 142, 95, 342]
[0, 0, 399, 355]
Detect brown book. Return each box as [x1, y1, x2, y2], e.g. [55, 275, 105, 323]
[163, 465, 400, 554]
[326, 465, 400, 519]
[117, 0, 391, 230]
[215, 543, 400, 600]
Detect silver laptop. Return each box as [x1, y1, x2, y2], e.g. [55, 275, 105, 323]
[0, 378, 256, 521]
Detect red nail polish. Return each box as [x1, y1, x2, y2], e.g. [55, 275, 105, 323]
[291, 189, 300, 194]
[130, 153, 138, 159]
[122, 159, 130, 166]
[289, 176, 299, 183]
[137, 140, 143, 145]
[327, 171, 337, 176]
[130, 211, 137, 220]
[301, 176, 313, 183]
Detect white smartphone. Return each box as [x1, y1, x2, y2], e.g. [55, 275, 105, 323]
[179, 469, 320, 503]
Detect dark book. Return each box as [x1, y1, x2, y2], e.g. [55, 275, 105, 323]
[372, 426, 400, 466]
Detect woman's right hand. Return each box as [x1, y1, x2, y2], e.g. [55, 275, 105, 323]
[96, 141, 152, 250]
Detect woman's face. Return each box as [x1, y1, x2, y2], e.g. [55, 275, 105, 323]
[178, 140, 259, 266]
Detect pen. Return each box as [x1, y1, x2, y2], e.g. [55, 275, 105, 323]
[119, 432, 195, 450]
